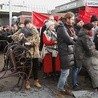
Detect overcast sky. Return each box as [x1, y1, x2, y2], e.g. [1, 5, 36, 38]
[0, 0, 70, 9]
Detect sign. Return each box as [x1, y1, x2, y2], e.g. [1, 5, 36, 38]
[87, 0, 98, 6]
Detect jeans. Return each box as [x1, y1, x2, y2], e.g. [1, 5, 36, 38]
[72, 67, 81, 87]
[57, 69, 70, 91]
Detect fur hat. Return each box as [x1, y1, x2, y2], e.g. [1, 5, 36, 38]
[45, 21, 55, 29]
[83, 23, 93, 31]
[24, 19, 31, 26]
[90, 15, 98, 22]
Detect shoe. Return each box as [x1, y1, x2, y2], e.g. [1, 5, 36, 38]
[72, 84, 81, 91]
[59, 89, 73, 96]
[25, 81, 31, 90]
[65, 84, 72, 90]
[34, 80, 42, 88]
[65, 89, 73, 96]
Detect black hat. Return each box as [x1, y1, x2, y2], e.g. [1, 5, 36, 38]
[90, 15, 98, 22]
[83, 23, 93, 31]
[24, 19, 31, 26]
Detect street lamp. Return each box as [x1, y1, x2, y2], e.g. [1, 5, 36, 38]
[9, 0, 12, 27]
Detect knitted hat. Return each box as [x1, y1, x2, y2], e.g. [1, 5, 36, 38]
[75, 18, 82, 24]
[24, 19, 31, 26]
[83, 23, 93, 31]
[90, 15, 98, 22]
[45, 21, 55, 29]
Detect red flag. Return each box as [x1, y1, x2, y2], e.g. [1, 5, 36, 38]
[78, 6, 98, 23]
[32, 11, 59, 28]
[32, 11, 48, 28]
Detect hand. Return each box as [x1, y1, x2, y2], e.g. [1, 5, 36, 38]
[25, 42, 31, 45]
[19, 33, 25, 40]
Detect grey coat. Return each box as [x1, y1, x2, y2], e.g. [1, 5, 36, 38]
[75, 28, 98, 88]
[74, 28, 95, 67]
[57, 22, 75, 69]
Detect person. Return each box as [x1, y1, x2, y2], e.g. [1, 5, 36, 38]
[57, 12, 76, 95]
[71, 18, 84, 91]
[74, 18, 84, 36]
[22, 19, 41, 89]
[12, 19, 41, 89]
[93, 27, 98, 50]
[39, 15, 55, 51]
[90, 15, 98, 40]
[39, 15, 55, 70]
[75, 23, 98, 90]
[42, 21, 58, 77]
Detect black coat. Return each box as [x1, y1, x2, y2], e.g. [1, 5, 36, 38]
[57, 22, 75, 69]
[74, 24, 81, 36]
[39, 25, 46, 51]
[75, 28, 95, 67]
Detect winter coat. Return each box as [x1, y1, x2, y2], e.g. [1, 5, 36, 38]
[75, 28, 98, 88]
[74, 28, 95, 67]
[39, 25, 46, 51]
[93, 26, 98, 50]
[57, 22, 75, 69]
[12, 27, 40, 58]
[43, 30, 58, 57]
[74, 24, 81, 36]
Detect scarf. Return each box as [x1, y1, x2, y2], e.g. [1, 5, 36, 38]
[64, 23, 76, 37]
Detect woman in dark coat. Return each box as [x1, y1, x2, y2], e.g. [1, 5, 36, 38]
[57, 12, 76, 95]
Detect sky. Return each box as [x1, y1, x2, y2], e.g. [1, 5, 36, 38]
[0, 0, 70, 9]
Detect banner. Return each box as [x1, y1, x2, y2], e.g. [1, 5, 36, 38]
[32, 11, 59, 28]
[32, 11, 48, 28]
[78, 6, 98, 23]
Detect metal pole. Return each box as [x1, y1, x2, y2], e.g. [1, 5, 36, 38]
[9, 0, 12, 27]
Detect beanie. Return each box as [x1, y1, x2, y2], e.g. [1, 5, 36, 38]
[83, 23, 93, 31]
[45, 21, 55, 29]
[24, 19, 31, 26]
[90, 15, 98, 22]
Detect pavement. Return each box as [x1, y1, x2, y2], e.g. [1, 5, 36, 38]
[0, 52, 98, 98]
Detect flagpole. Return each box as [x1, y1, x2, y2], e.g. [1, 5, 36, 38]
[9, 0, 12, 27]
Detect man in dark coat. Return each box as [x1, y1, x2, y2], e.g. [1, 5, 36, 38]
[75, 23, 94, 66]
[74, 18, 84, 36]
[74, 23, 98, 89]
[57, 12, 76, 95]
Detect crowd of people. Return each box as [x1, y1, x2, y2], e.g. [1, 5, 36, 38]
[0, 11, 98, 96]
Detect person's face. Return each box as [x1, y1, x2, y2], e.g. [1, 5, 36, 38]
[19, 24, 24, 28]
[26, 23, 31, 28]
[49, 16, 54, 22]
[77, 20, 84, 27]
[66, 16, 75, 25]
[49, 24, 55, 31]
[92, 21, 98, 27]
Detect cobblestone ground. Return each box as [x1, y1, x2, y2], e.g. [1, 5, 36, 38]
[0, 52, 97, 98]
[0, 53, 74, 98]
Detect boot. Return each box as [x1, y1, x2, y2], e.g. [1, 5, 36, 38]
[34, 80, 42, 88]
[65, 84, 72, 90]
[65, 89, 73, 96]
[64, 85, 73, 96]
[25, 81, 31, 90]
[59, 89, 73, 96]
